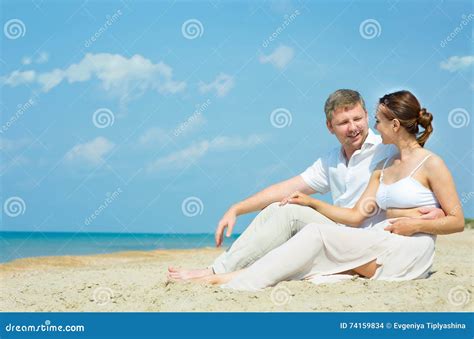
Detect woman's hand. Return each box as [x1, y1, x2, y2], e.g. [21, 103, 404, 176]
[279, 191, 314, 207]
[384, 217, 421, 236]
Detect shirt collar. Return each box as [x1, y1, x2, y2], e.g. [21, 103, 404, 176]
[339, 128, 381, 161]
[363, 128, 381, 148]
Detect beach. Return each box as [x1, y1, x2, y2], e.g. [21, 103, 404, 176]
[0, 230, 472, 312]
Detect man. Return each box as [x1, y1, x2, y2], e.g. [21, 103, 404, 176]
[168, 89, 442, 280]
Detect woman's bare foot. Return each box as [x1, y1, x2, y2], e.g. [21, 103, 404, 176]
[167, 266, 213, 280]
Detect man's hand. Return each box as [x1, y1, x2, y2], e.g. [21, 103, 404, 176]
[384, 217, 420, 236]
[417, 206, 445, 220]
[215, 207, 238, 247]
[280, 191, 313, 207]
[386, 206, 446, 220]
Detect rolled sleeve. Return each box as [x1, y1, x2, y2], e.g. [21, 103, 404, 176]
[300, 156, 330, 194]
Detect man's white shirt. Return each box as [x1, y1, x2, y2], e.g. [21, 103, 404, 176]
[300, 129, 398, 228]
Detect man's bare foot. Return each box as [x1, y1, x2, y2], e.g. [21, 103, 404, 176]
[167, 266, 214, 280]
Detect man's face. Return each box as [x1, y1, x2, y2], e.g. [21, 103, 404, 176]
[326, 103, 369, 152]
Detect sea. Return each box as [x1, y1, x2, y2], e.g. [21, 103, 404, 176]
[0, 231, 239, 263]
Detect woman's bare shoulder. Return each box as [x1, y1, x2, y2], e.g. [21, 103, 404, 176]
[424, 152, 448, 173]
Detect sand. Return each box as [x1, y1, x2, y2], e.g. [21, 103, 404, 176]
[0, 230, 472, 312]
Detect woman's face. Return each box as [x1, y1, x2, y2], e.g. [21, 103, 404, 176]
[374, 105, 395, 144]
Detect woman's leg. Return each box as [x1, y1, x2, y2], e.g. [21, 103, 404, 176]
[221, 223, 381, 291]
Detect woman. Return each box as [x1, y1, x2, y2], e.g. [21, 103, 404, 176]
[194, 90, 465, 291]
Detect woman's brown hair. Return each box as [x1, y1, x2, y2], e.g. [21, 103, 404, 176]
[378, 90, 433, 147]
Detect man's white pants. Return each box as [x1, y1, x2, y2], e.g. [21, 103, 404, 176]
[211, 202, 337, 274]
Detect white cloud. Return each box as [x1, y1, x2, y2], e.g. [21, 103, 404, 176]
[146, 134, 265, 172]
[198, 73, 234, 97]
[21, 52, 49, 66]
[21, 57, 32, 65]
[37, 69, 64, 92]
[0, 155, 29, 175]
[2, 53, 186, 104]
[36, 52, 49, 64]
[259, 45, 294, 69]
[440, 55, 474, 72]
[65, 137, 115, 166]
[0, 138, 32, 175]
[210, 135, 264, 150]
[2, 70, 36, 86]
[139, 127, 170, 146]
[147, 141, 210, 172]
[0, 137, 31, 152]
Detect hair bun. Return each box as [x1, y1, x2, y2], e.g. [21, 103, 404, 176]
[418, 108, 433, 128]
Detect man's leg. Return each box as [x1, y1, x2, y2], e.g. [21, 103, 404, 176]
[211, 202, 337, 274]
[168, 203, 284, 280]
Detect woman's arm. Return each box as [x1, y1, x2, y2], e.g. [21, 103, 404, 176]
[284, 170, 382, 227]
[385, 156, 464, 235]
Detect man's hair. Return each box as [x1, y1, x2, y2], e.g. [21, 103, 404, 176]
[324, 89, 367, 120]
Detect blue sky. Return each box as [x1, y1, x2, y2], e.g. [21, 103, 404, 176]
[1, 0, 472, 234]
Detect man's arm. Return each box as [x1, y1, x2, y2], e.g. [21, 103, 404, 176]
[386, 206, 446, 220]
[214, 175, 316, 247]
